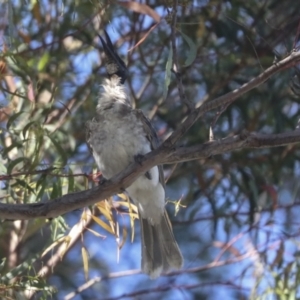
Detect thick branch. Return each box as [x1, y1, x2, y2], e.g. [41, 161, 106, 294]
[1, 129, 300, 220]
[165, 130, 300, 163]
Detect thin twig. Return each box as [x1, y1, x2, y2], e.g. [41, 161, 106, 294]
[64, 251, 254, 300]
[173, 200, 300, 225]
[0, 167, 61, 181]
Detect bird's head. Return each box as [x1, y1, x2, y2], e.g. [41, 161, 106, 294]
[99, 30, 128, 84]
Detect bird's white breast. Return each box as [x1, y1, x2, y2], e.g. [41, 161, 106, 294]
[90, 107, 150, 179]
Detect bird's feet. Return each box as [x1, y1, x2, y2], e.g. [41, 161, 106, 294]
[134, 154, 152, 180]
[134, 154, 144, 165]
[97, 174, 107, 186]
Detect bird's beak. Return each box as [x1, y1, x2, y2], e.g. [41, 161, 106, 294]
[99, 30, 128, 84]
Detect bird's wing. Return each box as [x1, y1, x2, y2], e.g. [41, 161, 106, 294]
[134, 109, 165, 187]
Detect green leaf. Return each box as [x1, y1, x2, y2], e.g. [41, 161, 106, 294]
[6, 111, 24, 130]
[68, 169, 74, 193]
[38, 52, 50, 71]
[15, 179, 36, 195]
[36, 176, 47, 201]
[50, 181, 58, 199]
[6, 52, 32, 82]
[31, 132, 44, 170]
[56, 175, 62, 197]
[47, 134, 67, 164]
[22, 121, 36, 139]
[1, 256, 38, 284]
[7, 157, 28, 174]
[0, 157, 7, 174]
[49, 179, 64, 200]
[180, 31, 197, 67]
[36, 173, 46, 190]
[163, 46, 173, 100]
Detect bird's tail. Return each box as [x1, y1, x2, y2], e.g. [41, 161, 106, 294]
[139, 210, 183, 279]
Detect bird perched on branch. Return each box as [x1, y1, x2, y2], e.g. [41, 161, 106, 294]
[86, 30, 183, 279]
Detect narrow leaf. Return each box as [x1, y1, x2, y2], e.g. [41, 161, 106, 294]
[22, 121, 36, 139]
[15, 179, 36, 195]
[91, 215, 115, 235]
[68, 169, 74, 193]
[96, 201, 113, 222]
[1, 256, 38, 284]
[47, 134, 67, 163]
[86, 228, 106, 238]
[6, 111, 24, 130]
[163, 47, 173, 99]
[38, 52, 50, 71]
[81, 246, 89, 281]
[180, 31, 197, 67]
[41, 236, 67, 257]
[119, 227, 127, 250]
[7, 157, 27, 174]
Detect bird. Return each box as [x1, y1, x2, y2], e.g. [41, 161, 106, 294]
[85, 30, 183, 279]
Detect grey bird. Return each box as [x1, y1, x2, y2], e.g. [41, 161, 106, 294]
[86, 31, 183, 278]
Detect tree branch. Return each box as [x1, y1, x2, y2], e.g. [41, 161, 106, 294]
[164, 50, 300, 147]
[63, 251, 254, 300]
[165, 129, 300, 163]
[1, 129, 300, 220]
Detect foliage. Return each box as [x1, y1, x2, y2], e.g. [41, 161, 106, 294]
[1, 0, 300, 299]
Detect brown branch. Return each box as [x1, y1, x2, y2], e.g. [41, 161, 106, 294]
[100, 281, 245, 300]
[165, 130, 300, 163]
[1, 129, 300, 220]
[164, 50, 300, 147]
[63, 251, 254, 300]
[64, 269, 141, 300]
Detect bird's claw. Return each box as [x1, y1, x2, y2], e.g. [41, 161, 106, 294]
[134, 154, 144, 165]
[134, 154, 152, 180]
[98, 175, 108, 186]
